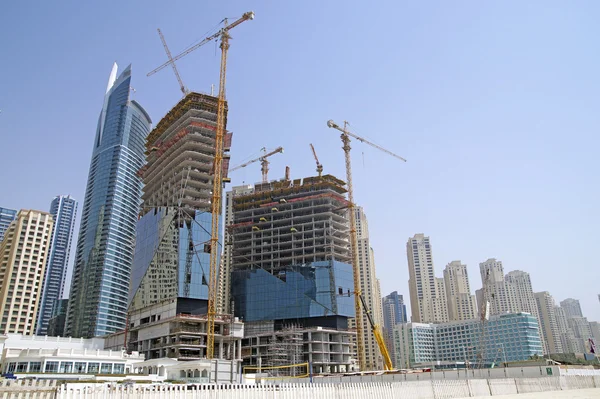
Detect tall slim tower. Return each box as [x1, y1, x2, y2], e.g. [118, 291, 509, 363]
[407, 234, 448, 324]
[37, 195, 78, 335]
[534, 291, 563, 354]
[0, 207, 17, 243]
[0, 210, 54, 334]
[443, 261, 477, 321]
[65, 64, 152, 338]
[382, 291, 407, 367]
[349, 207, 385, 370]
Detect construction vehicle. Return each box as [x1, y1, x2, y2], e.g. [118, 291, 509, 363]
[327, 119, 405, 371]
[147, 11, 254, 360]
[310, 143, 323, 177]
[358, 293, 393, 371]
[229, 147, 284, 183]
[155, 28, 188, 95]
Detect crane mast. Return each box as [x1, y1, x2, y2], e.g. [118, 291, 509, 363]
[327, 119, 405, 371]
[477, 268, 493, 368]
[145, 11, 254, 362]
[207, 12, 254, 360]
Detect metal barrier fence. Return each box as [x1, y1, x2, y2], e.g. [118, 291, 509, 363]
[0, 375, 596, 399]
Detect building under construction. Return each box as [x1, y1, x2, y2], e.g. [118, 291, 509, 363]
[224, 175, 356, 375]
[107, 92, 243, 374]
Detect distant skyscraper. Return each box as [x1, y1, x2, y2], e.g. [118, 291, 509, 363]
[347, 207, 385, 370]
[443, 261, 477, 321]
[407, 234, 448, 324]
[0, 207, 17, 243]
[0, 210, 54, 334]
[476, 258, 510, 316]
[36, 195, 78, 335]
[65, 63, 152, 338]
[382, 291, 407, 367]
[534, 291, 563, 354]
[560, 298, 584, 319]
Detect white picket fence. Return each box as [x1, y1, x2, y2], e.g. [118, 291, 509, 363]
[0, 379, 57, 399]
[0, 375, 598, 399]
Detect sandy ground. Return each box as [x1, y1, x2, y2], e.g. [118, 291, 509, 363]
[469, 388, 600, 399]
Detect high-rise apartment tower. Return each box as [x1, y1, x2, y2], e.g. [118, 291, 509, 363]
[407, 234, 448, 323]
[0, 210, 54, 334]
[36, 195, 78, 335]
[534, 291, 563, 354]
[443, 261, 477, 321]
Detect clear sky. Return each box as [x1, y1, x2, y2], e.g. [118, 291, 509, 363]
[1, 1, 598, 321]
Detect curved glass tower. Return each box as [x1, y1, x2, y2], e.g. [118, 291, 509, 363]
[65, 63, 152, 338]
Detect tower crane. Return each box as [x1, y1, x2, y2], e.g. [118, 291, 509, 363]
[327, 119, 406, 371]
[156, 28, 188, 95]
[310, 143, 323, 177]
[147, 11, 254, 361]
[229, 147, 284, 183]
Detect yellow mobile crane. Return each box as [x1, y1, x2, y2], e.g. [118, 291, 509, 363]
[147, 11, 255, 360]
[327, 119, 406, 371]
[358, 293, 393, 370]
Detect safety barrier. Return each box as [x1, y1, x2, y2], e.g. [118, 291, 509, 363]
[0, 375, 591, 399]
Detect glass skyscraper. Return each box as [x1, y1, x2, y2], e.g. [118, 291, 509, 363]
[0, 207, 17, 243]
[36, 195, 78, 335]
[65, 63, 152, 338]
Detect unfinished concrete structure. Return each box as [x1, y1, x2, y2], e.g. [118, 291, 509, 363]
[116, 92, 239, 374]
[241, 323, 354, 375]
[225, 175, 356, 375]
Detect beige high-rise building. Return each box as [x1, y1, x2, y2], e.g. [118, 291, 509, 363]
[0, 210, 53, 334]
[476, 258, 510, 316]
[477, 261, 546, 352]
[348, 207, 385, 370]
[407, 234, 448, 324]
[534, 291, 563, 354]
[443, 261, 477, 321]
[560, 298, 583, 319]
[555, 305, 583, 353]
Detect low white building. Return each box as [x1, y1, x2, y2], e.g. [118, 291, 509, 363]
[0, 334, 145, 379]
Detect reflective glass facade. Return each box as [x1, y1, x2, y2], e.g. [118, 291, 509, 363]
[37, 196, 78, 335]
[231, 260, 354, 322]
[128, 208, 217, 311]
[394, 312, 544, 368]
[66, 64, 152, 338]
[0, 207, 17, 243]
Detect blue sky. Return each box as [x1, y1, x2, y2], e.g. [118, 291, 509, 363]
[1, 1, 599, 321]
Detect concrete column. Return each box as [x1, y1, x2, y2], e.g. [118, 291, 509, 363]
[238, 339, 242, 359]
[219, 340, 224, 359]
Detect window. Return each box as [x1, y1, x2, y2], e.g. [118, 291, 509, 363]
[45, 362, 59, 373]
[60, 362, 73, 373]
[101, 363, 113, 374]
[88, 363, 99, 373]
[74, 362, 86, 373]
[16, 362, 27, 372]
[29, 362, 41, 372]
[113, 364, 124, 374]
